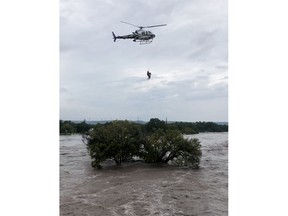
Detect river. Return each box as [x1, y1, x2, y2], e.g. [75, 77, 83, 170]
[60, 132, 228, 216]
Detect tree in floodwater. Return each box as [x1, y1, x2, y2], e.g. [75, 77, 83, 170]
[84, 120, 142, 168]
[142, 129, 202, 168]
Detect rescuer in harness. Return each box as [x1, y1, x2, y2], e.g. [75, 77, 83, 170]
[147, 70, 152, 79]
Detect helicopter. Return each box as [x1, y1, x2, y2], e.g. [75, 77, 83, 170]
[112, 21, 167, 44]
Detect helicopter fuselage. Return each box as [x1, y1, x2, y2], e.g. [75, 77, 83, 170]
[112, 30, 155, 44]
[112, 21, 166, 44]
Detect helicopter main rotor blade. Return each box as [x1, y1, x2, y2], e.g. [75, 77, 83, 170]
[143, 24, 167, 28]
[121, 21, 167, 29]
[120, 21, 141, 28]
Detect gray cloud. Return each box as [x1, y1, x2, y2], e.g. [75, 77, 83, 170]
[60, 0, 228, 122]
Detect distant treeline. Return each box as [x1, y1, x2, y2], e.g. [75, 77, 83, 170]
[60, 118, 228, 135]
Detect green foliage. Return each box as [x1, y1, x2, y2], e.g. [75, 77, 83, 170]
[142, 129, 179, 163]
[85, 120, 142, 168]
[76, 120, 92, 134]
[59, 120, 76, 134]
[61, 118, 229, 169]
[171, 138, 202, 168]
[60, 118, 228, 135]
[168, 121, 228, 134]
[194, 121, 228, 132]
[84, 119, 203, 169]
[60, 120, 93, 135]
[145, 118, 167, 133]
[168, 122, 197, 134]
[142, 129, 202, 168]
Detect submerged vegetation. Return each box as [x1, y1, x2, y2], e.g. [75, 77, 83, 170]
[82, 119, 203, 169]
[60, 118, 227, 169]
[83, 120, 142, 168]
[142, 128, 202, 168]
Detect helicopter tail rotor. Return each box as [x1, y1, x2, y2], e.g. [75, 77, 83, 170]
[112, 32, 116, 42]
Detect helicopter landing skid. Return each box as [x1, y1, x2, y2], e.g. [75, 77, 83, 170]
[139, 40, 153, 45]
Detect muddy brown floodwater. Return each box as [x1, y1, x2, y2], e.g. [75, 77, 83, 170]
[60, 132, 228, 216]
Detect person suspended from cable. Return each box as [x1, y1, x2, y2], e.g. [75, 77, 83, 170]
[147, 70, 152, 79]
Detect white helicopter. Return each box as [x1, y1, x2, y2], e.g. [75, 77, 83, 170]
[112, 21, 167, 44]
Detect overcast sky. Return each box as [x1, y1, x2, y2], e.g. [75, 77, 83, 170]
[3, 1, 288, 213]
[60, 0, 228, 122]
